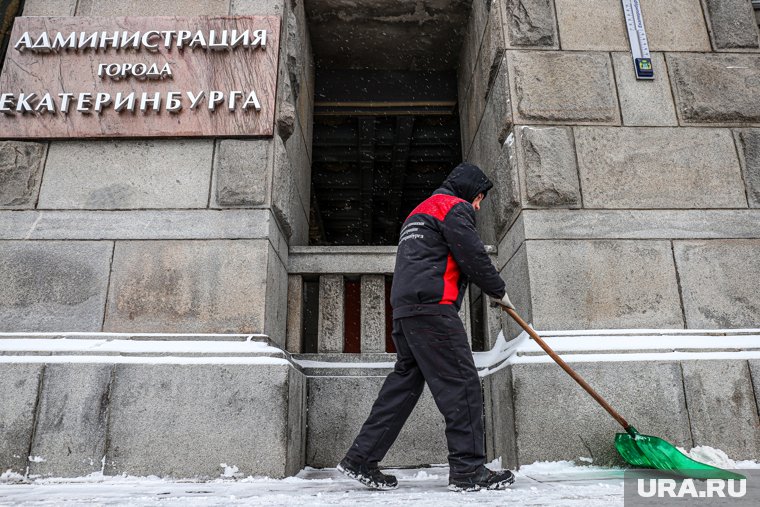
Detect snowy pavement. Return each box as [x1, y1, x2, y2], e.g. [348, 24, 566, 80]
[2, 449, 757, 506]
[0, 462, 626, 507]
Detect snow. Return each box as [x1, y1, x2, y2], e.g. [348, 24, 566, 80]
[0, 338, 280, 354]
[0, 332, 268, 339]
[2, 328, 757, 370]
[219, 464, 243, 479]
[1, 449, 757, 505]
[0, 355, 291, 366]
[512, 350, 760, 364]
[0, 463, 625, 506]
[2, 330, 757, 506]
[515, 333, 760, 353]
[289, 327, 760, 375]
[295, 360, 396, 369]
[538, 328, 760, 337]
[0, 335, 290, 365]
[679, 446, 760, 471]
[488, 328, 760, 367]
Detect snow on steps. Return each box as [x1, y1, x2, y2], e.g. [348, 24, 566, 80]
[0, 332, 291, 365]
[1, 328, 758, 373]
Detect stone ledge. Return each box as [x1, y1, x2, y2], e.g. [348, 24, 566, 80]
[497, 209, 760, 269]
[288, 245, 497, 274]
[0, 332, 270, 342]
[293, 353, 396, 377]
[0, 209, 275, 240]
[523, 209, 760, 239]
[289, 247, 397, 274]
[510, 329, 760, 358]
[0, 335, 291, 361]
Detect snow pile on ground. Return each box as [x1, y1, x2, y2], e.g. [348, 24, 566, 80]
[219, 463, 243, 479]
[679, 446, 760, 470]
[0, 470, 27, 484]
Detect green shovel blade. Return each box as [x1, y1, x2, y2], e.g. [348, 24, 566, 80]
[615, 428, 745, 480]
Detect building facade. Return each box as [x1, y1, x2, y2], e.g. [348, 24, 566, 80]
[1, 0, 760, 479]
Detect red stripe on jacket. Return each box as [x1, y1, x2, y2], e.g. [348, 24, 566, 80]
[406, 194, 466, 221]
[441, 253, 460, 305]
[406, 194, 466, 305]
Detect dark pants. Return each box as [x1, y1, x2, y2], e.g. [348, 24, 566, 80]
[345, 312, 485, 475]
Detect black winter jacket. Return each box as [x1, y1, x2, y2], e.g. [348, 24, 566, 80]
[391, 163, 507, 319]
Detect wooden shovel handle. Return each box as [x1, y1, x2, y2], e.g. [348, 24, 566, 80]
[503, 306, 632, 431]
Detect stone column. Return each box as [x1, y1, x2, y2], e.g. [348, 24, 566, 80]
[286, 275, 304, 353]
[317, 275, 344, 353]
[360, 275, 386, 352]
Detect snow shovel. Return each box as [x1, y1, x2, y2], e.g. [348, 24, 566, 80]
[497, 305, 745, 480]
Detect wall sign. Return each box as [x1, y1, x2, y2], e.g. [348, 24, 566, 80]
[0, 16, 280, 138]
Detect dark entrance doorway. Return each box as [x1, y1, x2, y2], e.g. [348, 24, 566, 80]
[304, 0, 472, 247]
[301, 1, 484, 352]
[309, 69, 461, 246]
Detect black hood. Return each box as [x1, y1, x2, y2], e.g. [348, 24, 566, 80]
[434, 162, 493, 203]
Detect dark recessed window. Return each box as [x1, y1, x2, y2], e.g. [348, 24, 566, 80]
[309, 70, 461, 246]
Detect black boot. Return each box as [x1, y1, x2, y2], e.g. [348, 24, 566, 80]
[448, 466, 515, 492]
[337, 457, 399, 490]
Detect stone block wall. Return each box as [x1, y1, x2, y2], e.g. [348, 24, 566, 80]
[459, 0, 760, 334]
[0, 347, 306, 479]
[487, 356, 760, 468]
[304, 367, 447, 468]
[0, 0, 315, 345]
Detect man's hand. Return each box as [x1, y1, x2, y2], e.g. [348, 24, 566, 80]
[491, 291, 515, 310]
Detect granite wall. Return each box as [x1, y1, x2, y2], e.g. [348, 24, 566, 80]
[486, 356, 760, 468]
[0, 338, 306, 479]
[458, 0, 760, 336]
[0, 0, 315, 347]
[3, 0, 760, 476]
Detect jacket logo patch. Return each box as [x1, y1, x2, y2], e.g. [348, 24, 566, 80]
[399, 233, 424, 243]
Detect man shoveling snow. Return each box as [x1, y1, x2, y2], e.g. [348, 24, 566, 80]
[337, 163, 516, 492]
